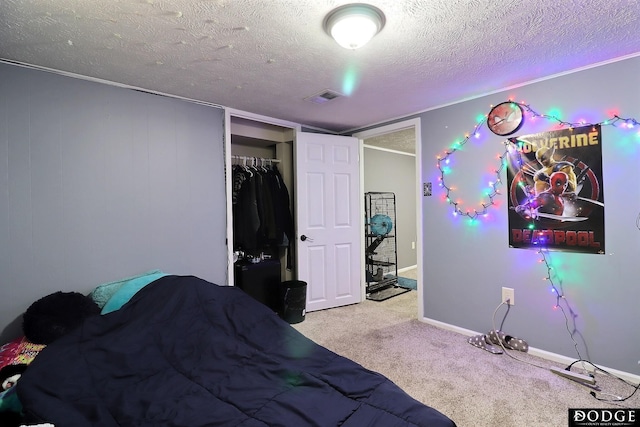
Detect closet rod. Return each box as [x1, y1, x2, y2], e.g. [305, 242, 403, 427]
[231, 155, 280, 164]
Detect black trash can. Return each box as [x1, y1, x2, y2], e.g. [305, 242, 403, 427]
[280, 280, 307, 324]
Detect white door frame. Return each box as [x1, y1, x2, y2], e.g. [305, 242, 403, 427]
[224, 108, 301, 286]
[353, 118, 423, 317]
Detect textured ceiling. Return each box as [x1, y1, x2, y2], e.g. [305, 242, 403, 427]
[364, 128, 416, 154]
[1, 0, 639, 134]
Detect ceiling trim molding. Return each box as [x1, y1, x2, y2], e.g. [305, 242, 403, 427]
[226, 107, 302, 131]
[0, 58, 227, 110]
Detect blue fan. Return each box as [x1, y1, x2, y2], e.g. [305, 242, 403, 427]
[369, 214, 393, 236]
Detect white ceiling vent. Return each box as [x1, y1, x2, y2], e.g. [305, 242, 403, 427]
[304, 89, 343, 104]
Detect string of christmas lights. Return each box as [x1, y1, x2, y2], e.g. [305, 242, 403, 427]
[435, 118, 506, 220]
[542, 245, 640, 402]
[436, 101, 640, 222]
[436, 102, 640, 397]
[519, 102, 639, 130]
[537, 248, 584, 360]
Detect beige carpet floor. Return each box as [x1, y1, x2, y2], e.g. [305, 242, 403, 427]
[293, 290, 639, 427]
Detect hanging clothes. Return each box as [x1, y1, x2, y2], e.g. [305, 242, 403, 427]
[232, 161, 294, 265]
[233, 165, 260, 251]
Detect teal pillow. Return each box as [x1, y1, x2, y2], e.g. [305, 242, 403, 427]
[90, 270, 163, 308]
[98, 271, 168, 314]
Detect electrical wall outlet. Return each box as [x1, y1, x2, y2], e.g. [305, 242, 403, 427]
[502, 287, 515, 305]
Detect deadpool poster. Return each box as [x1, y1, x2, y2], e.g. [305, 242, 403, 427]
[507, 124, 605, 254]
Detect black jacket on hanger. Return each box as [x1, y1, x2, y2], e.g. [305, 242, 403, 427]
[232, 164, 294, 263]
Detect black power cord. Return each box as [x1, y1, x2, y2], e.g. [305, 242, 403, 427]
[567, 359, 640, 403]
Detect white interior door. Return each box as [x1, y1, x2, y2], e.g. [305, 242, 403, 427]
[295, 132, 362, 311]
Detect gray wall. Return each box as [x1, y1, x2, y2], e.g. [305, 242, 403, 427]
[0, 62, 227, 340]
[363, 147, 417, 270]
[419, 56, 640, 375]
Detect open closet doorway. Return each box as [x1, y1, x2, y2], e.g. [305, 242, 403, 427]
[224, 110, 299, 291]
[353, 118, 424, 317]
[224, 109, 363, 313]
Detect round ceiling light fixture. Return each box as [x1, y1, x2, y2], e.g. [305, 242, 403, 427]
[323, 3, 386, 50]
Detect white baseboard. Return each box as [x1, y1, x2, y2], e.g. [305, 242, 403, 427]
[397, 265, 417, 274]
[420, 316, 640, 384]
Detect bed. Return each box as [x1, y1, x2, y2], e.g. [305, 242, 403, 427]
[16, 275, 456, 426]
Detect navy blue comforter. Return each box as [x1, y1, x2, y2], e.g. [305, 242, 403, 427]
[18, 275, 455, 426]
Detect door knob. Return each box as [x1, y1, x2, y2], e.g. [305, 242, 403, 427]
[300, 235, 313, 242]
